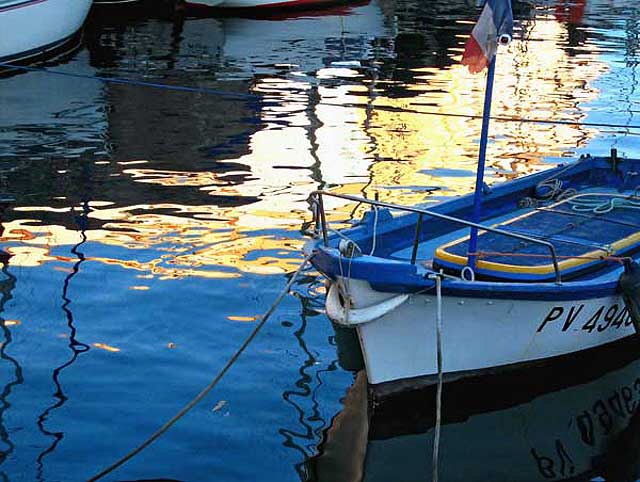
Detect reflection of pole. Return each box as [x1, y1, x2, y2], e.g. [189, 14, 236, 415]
[36, 201, 90, 481]
[279, 277, 336, 479]
[0, 266, 20, 481]
[467, 55, 497, 269]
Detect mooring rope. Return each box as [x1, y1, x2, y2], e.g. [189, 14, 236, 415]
[331, 100, 640, 131]
[0, 62, 259, 100]
[3, 62, 640, 131]
[431, 274, 444, 482]
[88, 254, 314, 481]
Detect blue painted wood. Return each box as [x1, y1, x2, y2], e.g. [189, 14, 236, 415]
[308, 155, 640, 301]
[468, 55, 497, 269]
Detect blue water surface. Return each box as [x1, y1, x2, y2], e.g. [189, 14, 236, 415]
[2, 0, 640, 481]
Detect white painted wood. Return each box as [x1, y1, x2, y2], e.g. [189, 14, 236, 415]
[187, 0, 333, 8]
[329, 278, 636, 384]
[183, 0, 225, 6]
[0, 0, 93, 62]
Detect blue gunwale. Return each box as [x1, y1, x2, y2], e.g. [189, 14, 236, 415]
[305, 154, 640, 301]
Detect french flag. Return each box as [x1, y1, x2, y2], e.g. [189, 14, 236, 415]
[462, 0, 513, 74]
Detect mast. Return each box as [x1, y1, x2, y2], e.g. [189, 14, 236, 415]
[468, 53, 497, 269]
[461, 0, 513, 268]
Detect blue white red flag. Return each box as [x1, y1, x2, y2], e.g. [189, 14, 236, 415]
[462, 0, 513, 74]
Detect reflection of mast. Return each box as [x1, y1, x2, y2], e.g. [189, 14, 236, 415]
[278, 274, 337, 480]
[304, 371, 367, 482]
[613, 7, 640, 149]
[303, 82, 325, 190]
[35, 202, 90, 480]
[304, 59, 381, 219]
[360, 53, 389, 204]
[0, 264, 20, 480]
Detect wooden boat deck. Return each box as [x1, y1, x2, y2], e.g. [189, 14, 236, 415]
[394, 190, 640, 282]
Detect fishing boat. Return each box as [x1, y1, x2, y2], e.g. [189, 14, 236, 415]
[0, 0, 93, 64]
[303, 0, 640, 397]
[306, 151, 640, 395]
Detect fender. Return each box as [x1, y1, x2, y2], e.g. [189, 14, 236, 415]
[325, 282, 409, 326]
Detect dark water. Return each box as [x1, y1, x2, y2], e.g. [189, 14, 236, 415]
[306, 338, 640, 482]
[1, 0, 640, 480]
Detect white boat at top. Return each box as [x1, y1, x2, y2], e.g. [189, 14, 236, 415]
[183, 0, 227, 8]
[0, 0, 93, 64]
[186, 0, 355, 11]
[92, 0, 144, 5]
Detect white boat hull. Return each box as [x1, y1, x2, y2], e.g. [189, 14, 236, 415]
[0, 0, 93, 63]
[93, 0, 142, 4]
[328, 278, 636, 386]
[187, 0, 342, 9]
[183, 0, 225, 7]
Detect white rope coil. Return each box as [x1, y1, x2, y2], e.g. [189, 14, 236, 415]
[569, 196, 640, 214]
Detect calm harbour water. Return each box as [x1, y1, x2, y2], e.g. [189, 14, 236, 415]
[1, 0, 640, 480]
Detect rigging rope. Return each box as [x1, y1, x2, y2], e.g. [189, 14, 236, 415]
[430, 273, 444, 482]
[88, 254, 314, 481]
[3, 62, 640, 131]
[369, 206, 379, 256]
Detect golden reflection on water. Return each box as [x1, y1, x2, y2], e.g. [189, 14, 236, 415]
[228, 315, 259, 322]
[92, 343, 121, 352]
[366, 15, 605, 206]
[2, 11, 610, 280]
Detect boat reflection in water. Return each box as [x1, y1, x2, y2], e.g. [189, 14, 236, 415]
[307, 336, 640, 481]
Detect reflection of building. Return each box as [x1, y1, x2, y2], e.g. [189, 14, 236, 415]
[92, 16, 255, 165]
[218, 1, 386, 79]
[362, 13, 606, 207]
[0, 1, 618, 280]
[0, 5, 393, 276]
[208, 1, 395, 224]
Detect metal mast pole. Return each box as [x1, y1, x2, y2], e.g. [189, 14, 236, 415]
[467, 53, 497, 269]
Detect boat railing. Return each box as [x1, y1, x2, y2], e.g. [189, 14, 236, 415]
[311, 191, 562, 285]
